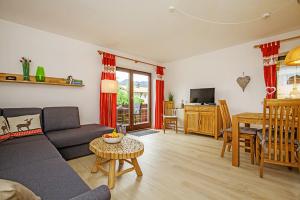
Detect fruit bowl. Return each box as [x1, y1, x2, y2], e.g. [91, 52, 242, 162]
[102, 133, 124, 144]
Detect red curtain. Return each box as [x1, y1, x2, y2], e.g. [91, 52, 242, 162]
[260, 41, 280, 99]
[100, 52, 117, 128]
[155, 66, 165, 129]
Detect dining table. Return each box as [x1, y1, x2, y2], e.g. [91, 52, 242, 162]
[232, 112, 263, 167]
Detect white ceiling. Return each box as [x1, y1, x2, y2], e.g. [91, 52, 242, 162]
[0, 0, 300, 63]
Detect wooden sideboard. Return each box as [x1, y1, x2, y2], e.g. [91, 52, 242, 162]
[184, 104, 221, 139]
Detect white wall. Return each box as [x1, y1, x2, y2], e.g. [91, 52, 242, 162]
[0, 19, 157, 125]
[164, 29, 300, 114]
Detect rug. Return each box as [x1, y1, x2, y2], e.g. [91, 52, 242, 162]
[128, 129, 159, 137]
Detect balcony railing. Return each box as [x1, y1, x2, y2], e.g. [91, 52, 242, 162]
[117, 104, 148, 125]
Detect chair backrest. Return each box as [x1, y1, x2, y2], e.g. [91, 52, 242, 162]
[134, 103, 142, 115]
[262, 99, 300, 167]
[164, 101, 175, 116]
[218, 100, 232, 130]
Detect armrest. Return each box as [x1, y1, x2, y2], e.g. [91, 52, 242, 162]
[70, 185, 111, 200]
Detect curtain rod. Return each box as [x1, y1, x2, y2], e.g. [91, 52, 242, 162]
[253, 35, 300, 48]
[97, 50, 165, 69]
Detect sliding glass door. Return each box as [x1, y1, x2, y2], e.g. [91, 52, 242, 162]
[116, 67, 151, 131]
[116, 70, 130, 126]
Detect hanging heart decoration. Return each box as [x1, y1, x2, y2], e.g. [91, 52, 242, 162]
[236, 73, 251, 92]
[265, 86, 276, 95]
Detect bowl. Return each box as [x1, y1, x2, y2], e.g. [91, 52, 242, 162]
[102, 133, 124, 144]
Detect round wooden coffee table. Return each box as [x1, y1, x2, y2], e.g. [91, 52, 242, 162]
[89, 136, 144, 189]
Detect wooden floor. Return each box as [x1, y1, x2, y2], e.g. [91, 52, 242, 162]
[68, 130, 300, 200]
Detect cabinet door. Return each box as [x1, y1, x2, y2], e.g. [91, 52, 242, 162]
[185, 111, 200, 132]
[199, 112, 214, 135]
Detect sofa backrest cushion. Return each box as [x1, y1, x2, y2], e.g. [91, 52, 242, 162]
[2, 108, 43, 128]
[0, 109, 3, 116]
[43, 107, 80, 132]
[2, 108, 42, 118]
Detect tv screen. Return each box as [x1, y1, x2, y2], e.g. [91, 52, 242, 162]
[190, 88, 215, 104]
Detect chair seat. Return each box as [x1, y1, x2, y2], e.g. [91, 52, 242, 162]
[257, 129, 298, 144]
[163, 115, 177, 119]
[257, 129, 271, 142]
[225, 127, 257, 135]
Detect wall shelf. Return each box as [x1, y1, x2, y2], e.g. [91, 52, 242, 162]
[0, 73, 84, 87]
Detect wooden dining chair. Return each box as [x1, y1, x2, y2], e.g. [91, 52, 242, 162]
[133, 103, 142, 123]
[219, 100, 257, 164]
[256, 99, 300, 178]
[163, 101, 178, 133]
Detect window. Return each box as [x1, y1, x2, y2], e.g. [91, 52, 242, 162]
[277, 54, 300, 99]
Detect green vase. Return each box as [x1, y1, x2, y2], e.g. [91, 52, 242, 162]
[22, 63, 30, 81]
[35, 66, 45, 82]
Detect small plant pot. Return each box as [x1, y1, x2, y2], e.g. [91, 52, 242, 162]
[22, 64, 30, 81]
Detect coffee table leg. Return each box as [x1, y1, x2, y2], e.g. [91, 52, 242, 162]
[91, 157, 101, 173]
[108, 160, 116, 189]
[131, 158, 143, 176]
[119, 159, 124, 166]
[118, 159, 124, 171]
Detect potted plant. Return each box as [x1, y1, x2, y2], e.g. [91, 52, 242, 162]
[20, 57, 31, 81]
[168, 92, 174, 102]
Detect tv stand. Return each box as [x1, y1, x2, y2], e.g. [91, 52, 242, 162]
[203, 102, 216, 106]
[184, 104, 221, 139]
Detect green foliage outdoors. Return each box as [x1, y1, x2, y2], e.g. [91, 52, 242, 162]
[117, 88, 144, 106]
[117, 88, 129, 105]
[168, 92, 174, 101]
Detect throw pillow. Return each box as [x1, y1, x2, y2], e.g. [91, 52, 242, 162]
[7, 114, 43, 138]
[0, 116, 10, 142]
[0, 179, 41, 200]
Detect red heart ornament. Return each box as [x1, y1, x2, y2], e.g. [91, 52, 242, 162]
[266, 87, 276, 94]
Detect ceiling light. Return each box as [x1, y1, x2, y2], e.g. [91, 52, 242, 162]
[285, 46, 300, 66]
[262, 12, 271, 19]
[168, 6, 176, 13]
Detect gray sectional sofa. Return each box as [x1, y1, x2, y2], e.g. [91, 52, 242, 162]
[0, 107, 113, 200]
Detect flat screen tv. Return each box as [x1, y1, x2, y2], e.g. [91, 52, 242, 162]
[190, 88, 215, 104]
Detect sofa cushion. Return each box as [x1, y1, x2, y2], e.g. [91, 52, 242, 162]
[70, 185, 111, 200]
[0, 116, 10, 142]
[0, 157, 90, 200]
[7, 114, 43, 138]
[0, 134, 46, 146]
[46, 124, 113, 148]
[58, 143, 92, 160]
[2, 108, 43, 127]
[43, 107, 80, 132]
[0, 179, 41, 200]
[0, 135, 61, 170]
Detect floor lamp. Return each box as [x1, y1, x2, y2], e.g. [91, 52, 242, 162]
[101, 79, 118, 127]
